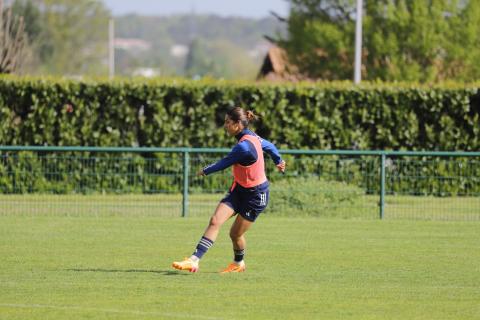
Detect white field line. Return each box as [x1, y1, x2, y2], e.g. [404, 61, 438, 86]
[0, 303, 224, 320]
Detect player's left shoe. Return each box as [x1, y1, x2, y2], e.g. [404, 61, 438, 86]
[220, 261, 246, 273]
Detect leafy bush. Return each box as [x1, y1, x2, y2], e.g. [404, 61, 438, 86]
[268, 176, 375, 218]
[0, 76, 479, 196]
[0, 76, 479, 151]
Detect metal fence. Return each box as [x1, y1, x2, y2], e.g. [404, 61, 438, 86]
[0, 146, 479, 220]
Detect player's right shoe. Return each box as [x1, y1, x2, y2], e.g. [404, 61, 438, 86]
[172, 257, 199, 273]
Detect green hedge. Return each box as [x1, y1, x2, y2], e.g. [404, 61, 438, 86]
[0, 76, 479, 196]
[0, 152, 185, 194]
[1, 151, 478, 196]
[1, 76, 479, 151]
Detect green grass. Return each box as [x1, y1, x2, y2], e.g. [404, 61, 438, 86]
[0, 194, 479, 220]
[386, 195, 480, 220]
[1, 215, 479, 319]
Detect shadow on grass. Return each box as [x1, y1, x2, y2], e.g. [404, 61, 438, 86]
[67, 268, 190, 276]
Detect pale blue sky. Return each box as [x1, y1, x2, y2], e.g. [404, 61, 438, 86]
[102, 0, 290, 18]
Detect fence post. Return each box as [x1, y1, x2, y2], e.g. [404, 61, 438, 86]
[380, 153, 386, 219]
[182, 151, 189, 217]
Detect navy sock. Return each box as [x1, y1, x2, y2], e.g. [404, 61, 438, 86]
[192, 236, 214, 259]
[234, 249, 245, 262]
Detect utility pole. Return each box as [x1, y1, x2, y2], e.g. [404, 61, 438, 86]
[108, 18, 115, 79]
[354, 0, 363, 84]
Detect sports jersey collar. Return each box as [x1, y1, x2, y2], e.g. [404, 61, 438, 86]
[235, 128, 254, 141]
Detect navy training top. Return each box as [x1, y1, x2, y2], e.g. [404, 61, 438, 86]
[203, 129, 282, 176]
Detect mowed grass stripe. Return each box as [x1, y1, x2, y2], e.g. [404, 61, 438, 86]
[0, 216, 479, 319]
[0, 304, 223, 320]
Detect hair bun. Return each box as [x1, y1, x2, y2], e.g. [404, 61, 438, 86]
[246, 110, 258, 122]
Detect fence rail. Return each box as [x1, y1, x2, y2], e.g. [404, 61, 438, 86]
[1, 146, 479, 220]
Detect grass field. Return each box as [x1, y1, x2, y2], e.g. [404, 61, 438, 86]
[0, 194, 479, 220]
[1, 215, 479, 319]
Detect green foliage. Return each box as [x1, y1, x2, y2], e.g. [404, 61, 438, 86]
[386, 157, 480, 197]
[0, 152, 185, 195]
[1, 77, 479, 196]
[184, 39, 216, 78]
[280, 0, 480, 82]
[281, 4, 354, 80]
[268, 176, 369, 218]
[0, 76, 479, 152]
[184, 39, 259, 80]
[10, 0, 49, 63]
[113, 14, 284, 78]
[9, 0, 110, 76]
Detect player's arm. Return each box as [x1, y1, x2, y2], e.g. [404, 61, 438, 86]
[198, 143, 251, 176]
[260, 138, 286, 173]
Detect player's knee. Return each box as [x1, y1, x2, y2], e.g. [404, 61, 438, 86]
[229, 230, 240, 241]
[209, 216, 221, 228]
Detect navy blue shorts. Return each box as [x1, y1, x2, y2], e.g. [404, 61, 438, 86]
[221, 181, 269, 222]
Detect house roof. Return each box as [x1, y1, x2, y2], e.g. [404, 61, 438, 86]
[257, 45, 306, 82]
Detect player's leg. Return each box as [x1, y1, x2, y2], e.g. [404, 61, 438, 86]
[172, 203, 235, 272]
[203, 202, 236, 241]
[220, 215, 253, 273]
[221, 188, 268, 273]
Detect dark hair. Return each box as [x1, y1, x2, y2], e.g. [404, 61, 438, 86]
[226, 107, 259, 128]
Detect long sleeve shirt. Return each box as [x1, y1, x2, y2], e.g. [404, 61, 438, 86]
[203, 129, 282, 176]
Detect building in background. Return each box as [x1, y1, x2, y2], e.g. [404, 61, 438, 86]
[257, 46, 305, 82]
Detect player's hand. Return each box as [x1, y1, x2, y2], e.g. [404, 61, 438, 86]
[276, 160, 286, 174]
[196, 168, 206, 177]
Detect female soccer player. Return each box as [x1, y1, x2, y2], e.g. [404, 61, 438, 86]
[172, 107, 286, 273]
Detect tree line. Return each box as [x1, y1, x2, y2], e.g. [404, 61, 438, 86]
[2, 0, 480, 82]
[2, 0, 109, 76]
[276, 0, 480, 82]
[1, 0, 282, 79]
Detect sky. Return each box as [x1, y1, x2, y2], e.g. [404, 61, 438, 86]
[102, 0, 290, 18]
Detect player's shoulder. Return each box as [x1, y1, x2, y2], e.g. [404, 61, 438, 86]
[245, 130, 264, 142]
[235, 139, 252, 151]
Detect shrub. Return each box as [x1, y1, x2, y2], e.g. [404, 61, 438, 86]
[268, 176, 374, 218]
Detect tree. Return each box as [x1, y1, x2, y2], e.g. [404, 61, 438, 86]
[184, 38, 259, 80]
[277, 0, 480, 82]
[10, 0, 52, 66]
[275, 0, 356, 80]
[0, 0, 28, 73]
[184, 39, 217, 78]
[10, 0, 110, 76]
[363, 0, 480, 82]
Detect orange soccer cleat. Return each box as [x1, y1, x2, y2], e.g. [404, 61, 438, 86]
[220, 261, 246, 274]
[172, 258, 199, 273]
